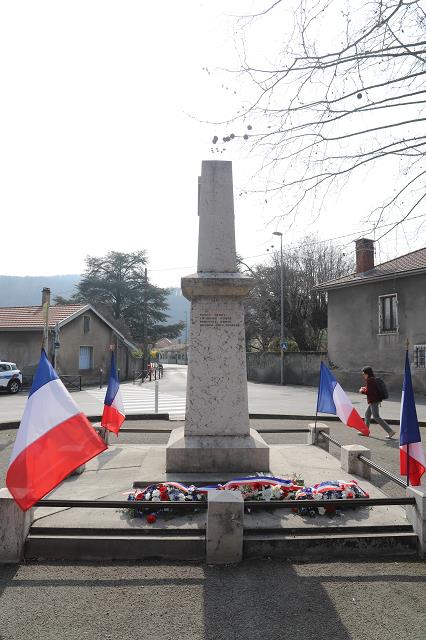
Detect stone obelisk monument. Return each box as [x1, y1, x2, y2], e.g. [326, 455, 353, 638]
[166, 161, 269, 472]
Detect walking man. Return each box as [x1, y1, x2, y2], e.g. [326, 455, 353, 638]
[359, 366, 396, 438]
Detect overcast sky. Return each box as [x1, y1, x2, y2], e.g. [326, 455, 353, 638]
[1, 1, 424, 289]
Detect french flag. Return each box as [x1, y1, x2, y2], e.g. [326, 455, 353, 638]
[101, 351, 125, 435]
[6, 350, 107, 511]
[400, 352, 425, 486]
[317, 362, 370, 436]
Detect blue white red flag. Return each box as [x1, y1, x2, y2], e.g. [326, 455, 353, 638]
[317, 362, 370, 436]
[101, 351, 125, 434]
[400, 351, 425, 486]
[6, 350, 107, 511]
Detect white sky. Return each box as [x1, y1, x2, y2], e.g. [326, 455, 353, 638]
[1, 1, 425, 289]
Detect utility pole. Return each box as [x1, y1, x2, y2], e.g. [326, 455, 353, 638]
[273, 231, 284, 385]
[142, 267, 148, 374]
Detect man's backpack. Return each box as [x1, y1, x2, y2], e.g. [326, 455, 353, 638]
[375, 377, 389, 401]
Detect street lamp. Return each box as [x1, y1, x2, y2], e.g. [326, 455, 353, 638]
[272, 231, 284, 385]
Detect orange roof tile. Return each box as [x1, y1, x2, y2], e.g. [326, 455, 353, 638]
[0, 304, 87, 329]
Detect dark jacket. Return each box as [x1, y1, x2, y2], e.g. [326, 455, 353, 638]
[361, 377, 380, 404]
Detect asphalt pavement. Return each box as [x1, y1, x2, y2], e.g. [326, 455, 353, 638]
[1, 559, 425, 640]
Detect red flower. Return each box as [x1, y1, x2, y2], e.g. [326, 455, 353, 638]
[146, 514, 156, 524]
[135, 492, 144, 501]
[160, 493, 170, 501]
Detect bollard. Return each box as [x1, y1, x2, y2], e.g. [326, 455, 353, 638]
[206, 490, 244, 564]
[155, 380, 159, 414]
[341, 444, 371, 480]
[307, 423, 330, 452]
[0, 488, 33, 563]
[406, 484, 426, 559]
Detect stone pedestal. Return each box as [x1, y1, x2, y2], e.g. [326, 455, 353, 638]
[0, 488, 33, 563]
[206, 490, 244, 564]
[167, 427, 269, 473]
[166, 160, 270, 473]
[341, 444, 371, 480]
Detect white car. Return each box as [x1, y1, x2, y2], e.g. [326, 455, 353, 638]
[0, 361, 22, 394]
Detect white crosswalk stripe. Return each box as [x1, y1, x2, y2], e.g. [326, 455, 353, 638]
[86, 385, 186, 416]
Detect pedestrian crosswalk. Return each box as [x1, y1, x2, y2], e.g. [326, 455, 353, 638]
[86, 384, 186, 417]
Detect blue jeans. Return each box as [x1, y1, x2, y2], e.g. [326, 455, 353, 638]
[365, 402, 393, 434]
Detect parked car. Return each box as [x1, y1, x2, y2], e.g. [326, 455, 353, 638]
[0, 361, 22, 394]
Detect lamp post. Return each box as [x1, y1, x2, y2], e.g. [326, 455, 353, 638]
[272, 231, 284, 385]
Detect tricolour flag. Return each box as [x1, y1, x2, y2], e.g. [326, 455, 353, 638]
[400, 351, 425, 486]
[6, 350, 107, 511]
[317, 362, 370, 436]
[101, 351, 125, 434]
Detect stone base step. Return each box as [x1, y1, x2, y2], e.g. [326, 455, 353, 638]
[25, 528, 418, 561]
[25, 533, 205, 561]
[244, 531, 419, 559]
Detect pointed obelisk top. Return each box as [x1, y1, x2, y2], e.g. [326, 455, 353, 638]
[197, 161, 237, 273]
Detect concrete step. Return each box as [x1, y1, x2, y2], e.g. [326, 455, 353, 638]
[25, 533, 206, 561]
[244, 530, 419, 559]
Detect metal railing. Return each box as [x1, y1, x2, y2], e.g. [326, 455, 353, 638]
[60, 375, 82, 391]
[35, 499, 206, 511]
[358, 455, 408, 488]
[318, 430, 342, 448]
[318, 429, 408, 488]
[134, 367, 164, 384]
[33, 496, 415, 510]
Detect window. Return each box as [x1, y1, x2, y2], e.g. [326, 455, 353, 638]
[79, 346, 93, 370]
[83, 316, 90, 334]
[414, 345, 426, 369]
[379, 294, 398, 333]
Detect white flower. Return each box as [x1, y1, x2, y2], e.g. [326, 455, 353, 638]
[262, 488, 273, 501]
[178, 493, 186, 501]
[272, 485, 282, 498]
[151, 496, 161, 502]
[144, 492, 151, 501]
[318, 507, 326, 516]
[152, 489, 160, 498]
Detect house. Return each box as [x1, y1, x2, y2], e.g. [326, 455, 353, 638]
[316, 238, 426, 393]
[0, 288, 138, 385]
[156, 341, 188, 365]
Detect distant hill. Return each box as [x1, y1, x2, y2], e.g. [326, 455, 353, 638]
[0, 275, 190, 336]
[0, 275, 81, 306]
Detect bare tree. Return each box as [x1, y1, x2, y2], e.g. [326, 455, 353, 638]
[215, 0, 426, 237]
[241, 236, 351, 351]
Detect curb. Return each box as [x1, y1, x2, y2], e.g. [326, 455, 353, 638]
[1, 413, 424, 430]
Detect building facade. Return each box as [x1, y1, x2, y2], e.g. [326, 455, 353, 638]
[317, 240, 426, 393]
[0, 288, 137, 385]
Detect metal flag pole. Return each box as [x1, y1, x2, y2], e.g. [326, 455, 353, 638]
[405, 340, 410, 487]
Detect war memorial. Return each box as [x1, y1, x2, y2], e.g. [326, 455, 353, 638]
[0, 161, 425, 565]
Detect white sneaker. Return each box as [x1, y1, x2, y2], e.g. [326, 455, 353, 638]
[386, 429, 396, 439]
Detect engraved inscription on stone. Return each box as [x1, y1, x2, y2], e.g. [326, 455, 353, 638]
[196, 312, 239, 328]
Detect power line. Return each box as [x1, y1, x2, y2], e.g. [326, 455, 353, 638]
[148, 213, 426, 271]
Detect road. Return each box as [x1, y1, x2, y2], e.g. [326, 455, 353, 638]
[1, 364, 425, 423]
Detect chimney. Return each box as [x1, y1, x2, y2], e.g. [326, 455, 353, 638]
[355, 238, 375, 274]
[42, 287, 51, 307]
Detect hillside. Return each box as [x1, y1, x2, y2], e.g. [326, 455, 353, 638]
[0, 275, 190, 333]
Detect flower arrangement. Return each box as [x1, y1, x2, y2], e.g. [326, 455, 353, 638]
[125, 475, 369, 523]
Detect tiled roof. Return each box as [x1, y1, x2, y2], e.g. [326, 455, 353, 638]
[316, 246, 426, 290]
[0, 304, 87, 329]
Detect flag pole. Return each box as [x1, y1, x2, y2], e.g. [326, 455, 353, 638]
[405, 340, 410, 487]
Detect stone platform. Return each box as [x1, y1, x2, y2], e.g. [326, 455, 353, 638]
[28, 442, 409, 532]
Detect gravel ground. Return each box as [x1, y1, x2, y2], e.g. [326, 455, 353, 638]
[1, 559, 425, 640]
